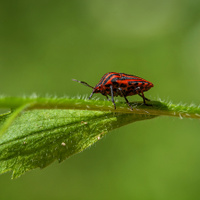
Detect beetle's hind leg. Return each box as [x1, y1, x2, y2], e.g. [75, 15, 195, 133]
[139, 92, 152, 106]
[118, 88, 133, 110]
[138, 93, 150, 101]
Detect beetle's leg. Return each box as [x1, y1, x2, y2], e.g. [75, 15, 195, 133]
[118, 88, 133, 110]
[138, 94, 150, 101]
[110, 85, 116, 109]
[140, 92, 146, 104]
[105, 95, 109, 101]
[89, 92, 94, 99]
[140, 92, 152, 106]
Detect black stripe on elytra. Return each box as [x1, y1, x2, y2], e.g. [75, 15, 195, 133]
[102, 73, 119, 85]
[119, 76, 140, 80]
[97, 73, 109, 86]
[128, 81, 145, 85]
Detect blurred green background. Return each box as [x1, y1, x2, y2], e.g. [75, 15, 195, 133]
[1, 0, 200, 199]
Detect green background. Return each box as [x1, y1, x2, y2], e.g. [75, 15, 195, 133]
[1, 1, 200, 199]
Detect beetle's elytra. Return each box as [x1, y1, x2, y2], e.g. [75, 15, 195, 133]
[72, 72, 154, 110]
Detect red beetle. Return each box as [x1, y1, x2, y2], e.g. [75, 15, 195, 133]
[73, 72, 154, 110]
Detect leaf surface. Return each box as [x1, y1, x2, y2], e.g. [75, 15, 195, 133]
[0, 108, 155, 178]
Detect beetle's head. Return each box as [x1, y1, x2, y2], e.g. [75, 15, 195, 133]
[93, 85, 102, 93]
[88, 84, 107, 99]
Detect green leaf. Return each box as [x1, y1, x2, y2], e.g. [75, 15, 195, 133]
[0, 96, 199, 178]
[0, 108, 155, 179]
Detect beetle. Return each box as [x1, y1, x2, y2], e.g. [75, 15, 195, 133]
[72, 72, 154, 110]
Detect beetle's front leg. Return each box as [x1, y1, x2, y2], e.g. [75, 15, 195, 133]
[110, 85, 116, 109]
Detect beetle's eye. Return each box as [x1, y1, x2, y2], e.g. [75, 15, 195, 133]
[95, 88, 100, 93]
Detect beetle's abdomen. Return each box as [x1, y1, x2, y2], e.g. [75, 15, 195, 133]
[125, 81, 153, 96]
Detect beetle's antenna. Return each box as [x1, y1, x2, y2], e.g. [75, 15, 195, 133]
[72, 79, 94, 89]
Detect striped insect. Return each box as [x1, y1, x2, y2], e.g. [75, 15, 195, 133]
[72, 72, 154, 110]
